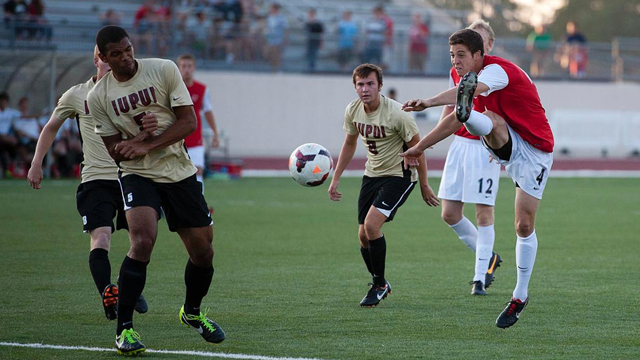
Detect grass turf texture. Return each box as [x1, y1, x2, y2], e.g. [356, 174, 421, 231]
[0, 177, 638, 359]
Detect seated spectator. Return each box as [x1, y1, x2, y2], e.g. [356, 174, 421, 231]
[26, 0, 52, 42]
[0, 92, 20, 178]
[13, 97, 41, 175]
[100, 9, 122, 26]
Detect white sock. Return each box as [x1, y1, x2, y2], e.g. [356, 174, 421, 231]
[464, 110, 493, 136]
[474, 225, 495, 283]
[513, 230, 538, 301]
[449, 216, 477, 252]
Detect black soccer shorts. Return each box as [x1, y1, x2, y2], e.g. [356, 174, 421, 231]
[76, 179, 128, 233]
[119, 173, 212, 232]
[357, 175, 416, 225]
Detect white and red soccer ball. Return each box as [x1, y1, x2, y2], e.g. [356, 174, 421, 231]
[288, 143, 333, 187]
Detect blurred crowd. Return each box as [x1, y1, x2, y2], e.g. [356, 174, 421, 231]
[3, 0, 52, 42]
[0, 92, 82, 179]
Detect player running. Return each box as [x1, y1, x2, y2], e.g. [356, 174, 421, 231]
[329, 63, 439, 308]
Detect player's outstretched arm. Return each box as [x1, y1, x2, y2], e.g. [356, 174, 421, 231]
[401, 110, 463, 165]
[402, 86, 458, 112]
[406, 134, 439, 207]
[27, 115, 67, 189]
[328, 133, 358, 201]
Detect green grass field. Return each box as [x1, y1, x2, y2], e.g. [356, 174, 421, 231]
[1, 177, 639, 359]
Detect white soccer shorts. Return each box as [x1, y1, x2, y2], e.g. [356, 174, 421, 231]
[438, 135, 502, 206]
[187, 145, 205, 170]
[481, 124, 553, 200]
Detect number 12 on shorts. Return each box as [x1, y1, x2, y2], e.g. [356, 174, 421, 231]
[478, 178, 493, 194]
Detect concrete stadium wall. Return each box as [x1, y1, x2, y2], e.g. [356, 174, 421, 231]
[197, 71, 640, 159]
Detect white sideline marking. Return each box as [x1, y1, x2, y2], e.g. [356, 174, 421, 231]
[241, 169, 640, 178]
[0, 342, 330, 360]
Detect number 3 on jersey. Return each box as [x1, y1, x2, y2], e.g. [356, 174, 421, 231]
[366, 140, 378, 155]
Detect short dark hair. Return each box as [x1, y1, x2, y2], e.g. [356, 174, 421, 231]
[96, 25, 130, 55]
[352, 63, 383, 86]
[0, 92, 8, 102]
[449, 28, 484, 57]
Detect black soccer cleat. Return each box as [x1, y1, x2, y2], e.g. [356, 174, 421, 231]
[484, 252, 502, 289]
[470, 280, 487, 296]
[179, 306, 226, 343]
[360, 281, 392, 307]
[455, 71, 478, 123]
[496, 297, 529, 328]
[134, 294, 148, 314]
[102, 284, 118, 320]
[115, 329, 146, 356]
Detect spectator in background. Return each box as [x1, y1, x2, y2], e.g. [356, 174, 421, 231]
[13, 97, 40, 175]
[264, 3, 288, 72]
[186, 10, 213, 58]
[408, 13, 429, 73]
[100, 9, 122, 26]
[26, 0, 52, 41]
[387, 88, 397, 101]
[133, 0, 157, 54]
[305, 8, 323, 71]
[564, 21, 587, 78]
[336, 10, 357, 71]
[380, 6, 394, 70]
[526, 24, 552, 78]
[0, 92, 19, 177]
[361, 6, 386, 66]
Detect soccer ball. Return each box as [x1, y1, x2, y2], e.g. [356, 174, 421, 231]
[288, 143, 333, 187]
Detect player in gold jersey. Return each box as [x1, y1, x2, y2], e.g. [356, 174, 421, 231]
[328, 63, 440, 307]
[88, 26, 224, 356]
[27, 46, 150, 321]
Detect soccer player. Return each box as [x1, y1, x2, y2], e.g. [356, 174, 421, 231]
[401, 29, 553, 328]
[27, 46, 149, 321]
[438, 20, 502, 296]
[88, 26, 224, 355]
[328, 63, 440, 307]
[176, 53, 220, 187]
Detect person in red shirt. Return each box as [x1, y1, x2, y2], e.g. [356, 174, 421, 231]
[176, 54, 220, 187]
[401, 28, 553, 329]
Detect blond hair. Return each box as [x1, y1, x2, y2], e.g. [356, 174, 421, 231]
[468, 19, 495, 42]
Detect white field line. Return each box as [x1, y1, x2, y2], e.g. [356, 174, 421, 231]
[241, 169, 640, 178]
[0, 342, 331, 360]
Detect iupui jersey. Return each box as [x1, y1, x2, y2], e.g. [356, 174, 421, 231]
[184, 80, 206, 148]
[476, 55, 554, 153]
[450, 67, 479, 140]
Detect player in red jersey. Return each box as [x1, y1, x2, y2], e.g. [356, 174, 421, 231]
[438, 20, 502, 297]
[401, 29, 553, 329]
[176, 54, 220, 187]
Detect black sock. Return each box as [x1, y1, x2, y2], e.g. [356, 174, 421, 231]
[184, 259, 214, 316]
[368, 235, 387, 285]
[360, 247, 374, 276]
[116, 256, 148, 335]
[89, 248, 111, 295]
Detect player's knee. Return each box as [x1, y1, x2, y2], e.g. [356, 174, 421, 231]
[441, 210, 461, 226]
[515, 220, 534, 237]
[191, 246, 214, 267]
[363, 222, 381, 240]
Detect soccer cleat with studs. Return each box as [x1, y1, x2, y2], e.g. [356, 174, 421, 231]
[179, 306, 226, 343]
[455, 71, 478, 123]
[115, 329, 146, 356]
[134, 294, 148, 314]
[484, 252, 502, 289]
[470, 280, 487, 296]
[102, 284, 118, 320]
[496, 297, 529, 328]
[359, 281, 392, 307]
